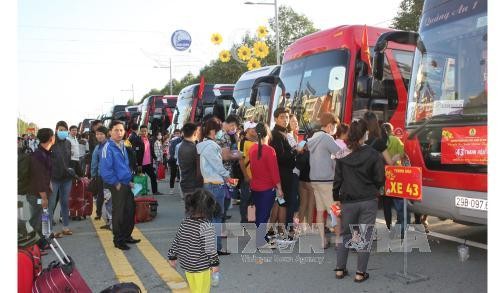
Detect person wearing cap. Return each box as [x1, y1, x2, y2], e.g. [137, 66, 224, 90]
[238, 120, 258, 223]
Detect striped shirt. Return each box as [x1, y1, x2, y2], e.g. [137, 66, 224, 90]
[167, 218, 219, 272]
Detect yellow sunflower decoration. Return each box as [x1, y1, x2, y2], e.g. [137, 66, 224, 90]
[257, 26, 268, 39]
[211, 33, 223, 45]
[219, 50, 231, 62]
[237, 45, 252, 61]
[247, 58, 261, 70]
[253, 41, 269, 59]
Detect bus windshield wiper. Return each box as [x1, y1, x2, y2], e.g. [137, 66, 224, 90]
[407, 113, 483, 139]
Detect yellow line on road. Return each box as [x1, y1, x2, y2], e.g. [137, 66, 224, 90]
[132, 228, 190, 292]
[91, 216, 147, 292]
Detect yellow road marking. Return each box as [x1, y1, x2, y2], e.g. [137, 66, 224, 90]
[132, 228, 190, 292]
[91, 215, 147, 292]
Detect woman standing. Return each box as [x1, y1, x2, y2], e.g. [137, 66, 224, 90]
[49, 121, 74, 237]
[249, 123, 284, 249]
[286, 114, 300, 235]
[333, 118, 385, 282]
[196, 118, 231, 255]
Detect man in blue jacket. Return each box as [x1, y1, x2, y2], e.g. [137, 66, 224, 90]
[100, 120, 140, 250]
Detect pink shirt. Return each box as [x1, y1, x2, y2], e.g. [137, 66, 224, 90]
[142, 137, 152, 166]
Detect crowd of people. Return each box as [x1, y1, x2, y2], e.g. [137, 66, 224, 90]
[20, 108, 431, 291]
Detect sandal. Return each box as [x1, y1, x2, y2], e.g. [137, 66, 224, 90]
[53, 232, 64, 238]
[334, 268, 349, 279]
[62, 229, 73, 236]
[354, 271, 370, 283]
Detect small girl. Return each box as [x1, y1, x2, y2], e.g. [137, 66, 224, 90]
[168, 189, 220, 293]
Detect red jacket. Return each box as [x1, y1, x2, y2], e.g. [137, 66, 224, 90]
[249, 144, 280, 192]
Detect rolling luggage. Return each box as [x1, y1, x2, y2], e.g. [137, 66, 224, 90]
[157, 163, 166, 180]
[18, 244, 42, 293]
[134, 196, 158, 223]
[69, 177, 93, 220]
[32, 237, 92, 293]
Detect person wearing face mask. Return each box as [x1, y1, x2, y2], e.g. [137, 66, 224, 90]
[333, 118, 385, 283]
[49, 121, 74, 238]
[306, 112, 341, 249]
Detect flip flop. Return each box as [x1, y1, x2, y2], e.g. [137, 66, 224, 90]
[53, 232, 64, 238]
[62, 229, 73, 235]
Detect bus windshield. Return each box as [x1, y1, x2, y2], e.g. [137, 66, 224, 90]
[273, 50, 349, 131]
[406, 5, 487, 126]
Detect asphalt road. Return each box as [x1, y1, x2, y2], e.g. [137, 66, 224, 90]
[38, 180, 487, 293]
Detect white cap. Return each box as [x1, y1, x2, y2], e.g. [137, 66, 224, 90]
[243, 121, 258, 131]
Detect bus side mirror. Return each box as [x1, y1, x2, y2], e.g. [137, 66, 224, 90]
[250, 75, 285, 106]
[173, 108, 179, 125]
[373, 47, 386, 81]
[356, 75, 372, 98]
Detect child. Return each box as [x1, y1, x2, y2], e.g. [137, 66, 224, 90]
[168, 189, 220, 292]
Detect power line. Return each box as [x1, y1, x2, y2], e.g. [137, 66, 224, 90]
[18, 24, 169, 34]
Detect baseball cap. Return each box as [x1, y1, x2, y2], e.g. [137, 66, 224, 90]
[243, 121, 257, 131]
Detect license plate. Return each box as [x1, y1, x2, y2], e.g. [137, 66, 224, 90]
[455, 196, 487, 211]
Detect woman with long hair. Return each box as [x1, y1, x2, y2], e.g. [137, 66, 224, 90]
[333, 118, 385, 283]
[249, 123, 284, 249]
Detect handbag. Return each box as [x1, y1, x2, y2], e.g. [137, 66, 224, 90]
[157, 163, 166, 180]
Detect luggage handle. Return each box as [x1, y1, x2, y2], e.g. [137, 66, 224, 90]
[47, 235, 71, 265]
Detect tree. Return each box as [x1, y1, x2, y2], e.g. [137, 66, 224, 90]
[391, 0, 424, 31]
[268, 6, 319, 61]
[126, 99, 135, 105]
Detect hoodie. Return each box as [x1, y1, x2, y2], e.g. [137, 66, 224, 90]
[196, 139, 230, 183]
[99, 139, 132, 186]
[306, 131, 341, 182]
[333, 145, 385, 203]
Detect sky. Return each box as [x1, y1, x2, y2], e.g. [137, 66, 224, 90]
[18, 0, 402, 129]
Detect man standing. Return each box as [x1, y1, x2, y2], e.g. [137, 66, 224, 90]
[177, 123, 203, 198]
[26, 128, 55, 250]
[67, 125, 82, 177]
[89, 120, 103, 156]
[167, 129, 183, 195]
[91, 126, 108, 221]
[100, 120, 140, 250]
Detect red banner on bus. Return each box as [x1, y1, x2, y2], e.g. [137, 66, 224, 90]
[385, 166, 422, 201]
[441, 126, 487, 165]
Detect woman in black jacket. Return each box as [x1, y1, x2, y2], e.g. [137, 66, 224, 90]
[332, 118, 385, 283]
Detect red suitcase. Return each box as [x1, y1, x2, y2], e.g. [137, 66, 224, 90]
[18, 244, 42, 293]
[32, 237, 92, 293]
[134, 196, 158, 223]
[69, 177, 93, 220]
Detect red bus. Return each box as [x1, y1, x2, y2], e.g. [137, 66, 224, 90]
[373, 0, 487, 225]
[139, 95, 177, 136]
[254, 25, 414, 136]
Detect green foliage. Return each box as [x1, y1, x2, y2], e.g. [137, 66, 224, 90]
[17, 118, 38, 136]
[391, 0, 424, 32]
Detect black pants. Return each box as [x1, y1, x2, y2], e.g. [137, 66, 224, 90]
[142, 164, 158, 193]
[95, 176, 104, 217]
[168, 161, 178, 189]
[111, 184, 135, 244]
[279, 168, 295, 229]
[70, 160, 83, 177]
[382, 195, 394, 229]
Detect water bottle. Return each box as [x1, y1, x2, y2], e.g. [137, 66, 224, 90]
[211, 271, 220, 287]
[41, 208, 51, 237]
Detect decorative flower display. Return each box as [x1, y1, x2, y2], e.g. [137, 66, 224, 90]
[237, 45, 252, 61]
[257, 25, 268, 39]
[211, 33, 223, 45]
[219, 50, 231, 62]
[247, 58, 261, 70]
[253, 41, 270, 59]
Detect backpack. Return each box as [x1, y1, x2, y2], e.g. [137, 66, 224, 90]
[168, 138, 183, 163]
[18, 151, 31, 195]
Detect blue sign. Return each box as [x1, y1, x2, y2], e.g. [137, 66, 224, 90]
[171, 30, 192, 51]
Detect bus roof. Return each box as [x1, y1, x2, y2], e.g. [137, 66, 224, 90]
[283, 25, 414, 63]
[237, 65, 280, 82]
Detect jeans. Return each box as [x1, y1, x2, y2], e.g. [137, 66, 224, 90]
[204, 183, 226, 251]
[253, 188, 276, 247]
[239, 180, 251, 223]
[393, 198, 410, 237]
[26, 194, 43, 237]
[49, 179, 72, 228]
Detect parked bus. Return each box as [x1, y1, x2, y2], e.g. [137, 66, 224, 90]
[373, 0, 487, 225]
[171, 84, 235, 131]
[232, 65, 281, 124]
[78, 119, 95, 134]
[254, 25, 414, 136]
[163, 95, 178, 131]
[139, 95, 177, 137]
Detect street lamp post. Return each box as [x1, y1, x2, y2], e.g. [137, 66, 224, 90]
[244, 0, 280, 65]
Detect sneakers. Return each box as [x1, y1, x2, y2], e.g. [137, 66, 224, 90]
[258, 243, 276, 250]
[169, 189, 175, 195]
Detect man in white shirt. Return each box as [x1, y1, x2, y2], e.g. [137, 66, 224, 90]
[68, 125, 82, 176]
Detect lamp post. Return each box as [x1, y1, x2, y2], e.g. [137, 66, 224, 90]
[153, 57, 173, 95]
[244, 0, 280, 65]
